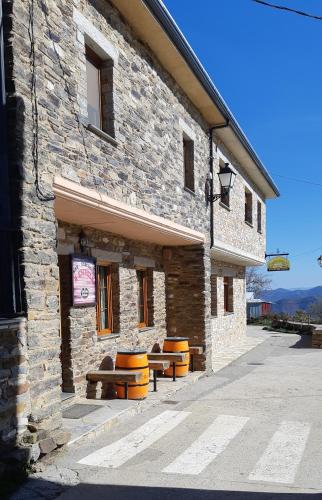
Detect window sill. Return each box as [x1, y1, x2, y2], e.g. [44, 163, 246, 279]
[257, 229, 262, 234]
[138, 326, 155, 332]
[219, 201, 230, 211]
[224, 312, 234, 316]
[245, 220, 253, 228]
[184, 186, 195, 196]
[97, 333, 120, 342]
[86, 123, 118, 147]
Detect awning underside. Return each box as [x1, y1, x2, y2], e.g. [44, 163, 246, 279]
[53, 177, 205, 247]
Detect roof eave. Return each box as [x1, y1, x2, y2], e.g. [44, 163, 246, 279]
[142, 0, 279, 198]
[108, 0, 279, 198]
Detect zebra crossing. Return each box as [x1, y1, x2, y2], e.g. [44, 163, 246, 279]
[78, 410, 311, 486]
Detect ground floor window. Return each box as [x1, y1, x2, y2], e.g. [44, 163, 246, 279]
[97, 264, 113, 334]
[211, 275, 218, 316]
[137, 269, 151, 328]
[224, 276, 234, 313]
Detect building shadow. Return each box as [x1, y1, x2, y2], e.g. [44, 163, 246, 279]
[8, 478, 322, 500]
[289, 335, 313, 349]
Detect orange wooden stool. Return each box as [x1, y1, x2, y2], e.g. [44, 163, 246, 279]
[163, 337, 190, 380]
[115, 349, 149, 399]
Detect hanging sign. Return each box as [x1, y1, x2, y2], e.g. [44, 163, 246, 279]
[71, 255, 96, 306]
[267, 255, 290, 272]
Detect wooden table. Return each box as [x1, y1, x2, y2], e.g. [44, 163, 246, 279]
[148, 360, 170, 392]
[147, 352, 186, 382]
[86, 370, 142, 399]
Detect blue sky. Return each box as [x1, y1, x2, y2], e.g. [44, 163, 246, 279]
[163, 0, 322, 289]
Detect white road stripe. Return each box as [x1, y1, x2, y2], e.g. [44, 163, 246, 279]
[163, 414, 249, 475]
[78, 410, 190, 468]
[249, 421, 311, 484]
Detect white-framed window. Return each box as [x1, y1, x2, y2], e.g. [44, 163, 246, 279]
[74, 9, 118, 138]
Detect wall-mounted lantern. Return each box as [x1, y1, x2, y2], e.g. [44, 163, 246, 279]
[79, 230, 90, 254]
[318, 255, 322, 268]
[208, 163, 236, 203]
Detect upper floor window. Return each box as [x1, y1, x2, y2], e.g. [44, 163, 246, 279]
[257, 201, 262, 233]
[85, 45, 115, 138]
[211, 275, 218, 316]
[223, 276, 234, 313]
[86, 46, 102, 129]
[97, 263, 113, 335]
[245, 188, 253, 225]
[183, 136, 195, 193]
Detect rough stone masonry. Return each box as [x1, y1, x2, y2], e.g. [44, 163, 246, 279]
[1, 0, 269, 468]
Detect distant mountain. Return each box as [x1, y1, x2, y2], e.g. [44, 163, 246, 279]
[258, 287, 322, 315]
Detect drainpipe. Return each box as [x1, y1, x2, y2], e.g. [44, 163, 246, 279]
[208, 121, 229, 248]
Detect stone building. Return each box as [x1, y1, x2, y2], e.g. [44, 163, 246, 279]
[0, 0, 279, 462]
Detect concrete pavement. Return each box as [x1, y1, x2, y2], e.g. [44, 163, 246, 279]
[11, 328, 322, 499]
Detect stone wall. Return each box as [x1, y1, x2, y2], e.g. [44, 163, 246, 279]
[58, 222, 167, 396]
[2, 0, 267, 454]
[0, 319, 29, 456]
[212, 140, 266, 260]
[164, 244, 212, 372]
[210, 261, 246, 359]
[4, 0, 211, 439]
[71, 0, 210, 230]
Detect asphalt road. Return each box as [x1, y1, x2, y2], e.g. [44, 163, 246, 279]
[14, 331, 322, 499]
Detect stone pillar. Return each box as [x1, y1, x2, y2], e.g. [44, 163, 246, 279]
[164, 244, 212, 372]
[22, 215, 63, 438]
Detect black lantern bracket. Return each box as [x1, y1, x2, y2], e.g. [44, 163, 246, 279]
[207, 163, 236, 203]
[208, 188, 230, 203]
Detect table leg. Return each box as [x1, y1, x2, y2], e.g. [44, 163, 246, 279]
[125, 382, 128, 400]
[153, 370, 157, 392]
[173, 362, 176, 382]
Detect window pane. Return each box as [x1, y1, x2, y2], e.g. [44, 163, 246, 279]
[97, 265, 112, 333]
[257, 201, 262, 232]
[137, 271, 144, 324]
[224, 277, 233, 313]
[245, 189, 252, 224]
[211, 275, 217, 316]
[137, 270, 148, 326]
[183, 138, 194, 192]
[86, 58, 101, 128]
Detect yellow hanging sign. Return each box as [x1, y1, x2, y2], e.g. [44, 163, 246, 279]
[267, 256, 290, 272]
